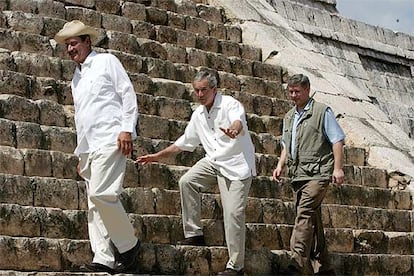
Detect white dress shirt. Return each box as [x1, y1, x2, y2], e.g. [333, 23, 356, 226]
[175, 92, 256, 180]
[71, 51, 138, 156]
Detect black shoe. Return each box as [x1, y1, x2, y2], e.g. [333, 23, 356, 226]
[279, 265, 301, 276]
[217, 268, 244, 275]
[315, 269, 336, 276]
[114, 240, 141, 273]
[176, 235, 206, 246]
[83, 262, 115, 274]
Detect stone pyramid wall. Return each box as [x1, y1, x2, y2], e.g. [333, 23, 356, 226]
[0, 0, 413, 275]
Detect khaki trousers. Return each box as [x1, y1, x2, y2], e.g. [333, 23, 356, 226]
[179, 158, 251, 271]
[79, 144, 138, 268]
[290, 180, 332, 275]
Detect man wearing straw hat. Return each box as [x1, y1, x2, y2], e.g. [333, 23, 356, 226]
[55, 20, 140, 274]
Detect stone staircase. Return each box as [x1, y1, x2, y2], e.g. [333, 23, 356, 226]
[0, 0, 412, 275]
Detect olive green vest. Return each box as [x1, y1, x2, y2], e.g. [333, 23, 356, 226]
[284, 100, 334, 182]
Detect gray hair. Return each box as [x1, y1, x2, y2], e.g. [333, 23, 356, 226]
[194, 70, 217, 88]
[287, 74, 310, 88]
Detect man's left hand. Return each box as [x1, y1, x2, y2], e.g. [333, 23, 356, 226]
[332, 168, 344, 186]
[118, 132, 133, 156]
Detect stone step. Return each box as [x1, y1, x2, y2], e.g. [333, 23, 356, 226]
[272, 249, 414, 276]
[1, 203, 412, 255]
[0, 8, 265, 66]
[0, 235, 276, 275]
[1, 165, 410, 214]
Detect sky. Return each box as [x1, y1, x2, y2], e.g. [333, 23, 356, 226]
[336, 0, 414, 36]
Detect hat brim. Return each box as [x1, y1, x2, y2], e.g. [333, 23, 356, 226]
[54, 24, 99, 44]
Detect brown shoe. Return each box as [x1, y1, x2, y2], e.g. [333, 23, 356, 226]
[217, 268, 244, 275]
[176, 235, 206, 246]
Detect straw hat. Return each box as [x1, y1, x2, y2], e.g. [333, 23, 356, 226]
[54, 20, 99, 44]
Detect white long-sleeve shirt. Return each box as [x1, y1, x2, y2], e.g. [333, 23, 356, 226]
[175, 92, 256, 180]
[71, 51, 138, 156]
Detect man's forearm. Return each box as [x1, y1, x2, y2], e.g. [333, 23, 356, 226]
[332, 141, 344, 170]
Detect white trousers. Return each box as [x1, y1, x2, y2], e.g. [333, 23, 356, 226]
[179, 158, 251, 271]
[79, 144, 138, 268]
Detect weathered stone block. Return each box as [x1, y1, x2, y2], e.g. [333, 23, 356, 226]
[0, 204, 40, 237]
[0, 94, 40, 123]
[344, 146, 366, 166]
[41, 125, 76, 153]
[174, 63, 197, 83]
[156, 244, 184, 274]
[176, 0, 198, 17]
[272, 98, 292, 116]
[65, 6, 101, 28]
[246, 224, 281, 250]
[12, 52, 61, 79]
[4, 11, 43, 34]
[219, 40, 239, 58]
[33, 177, 79, 210]
[326, 228, 354, 253]
[35, 99, 67, 127]
[131, 20, 156, 40]
[0, 29, 20, 52]
[209, 247, 228, 273]
[146, 6, 168, 25]
[0, 118, 16, 147]
[61, 59, 76, 81]
[0, 49, 15, 71]
[225, 24, 242, 43]
[15, 121, 43, 149]
[262, 199, 294, 225]
[185, 16, 209, 36]
[164, 43, 186, 63]
[217, 71, 239, 91]
[230, 57, 252, 76]
[181, 246, 210, 274]
[207, 52, 232, 72]
[245, 248, 275, 274]
[360, 166, 388, 188]
[124, 158, 139, 188]
[0, 146, 24, 175]
[186, 48, 208, 68]
[121, 2, 146, 21]
[137, 162, 178, 190]
[59, 239, 92, 270]
[143, 215, 172, 243]
[157, 97, 191, 120]
[240, 44, 262, 61]
[155, 25, 177, 44]
[176, 29, 196, 48]
[17, 32, 53, 56]
[196, 4, 223, 23]
[203, 219, 224, 245]
[63, 105, 76, 128]
[253, 95, 273, 116]
[108, 50, 143, 74]
[50, 151, 78, 179]
[153, 188, 180, 215]
[95, 0, 119, 14]
[167, 11, 185, 29]
[326, 205, 357, 228]
[0, 174, 32, 206]
[106, 31, 141, 55]
[239, 75, 265, 95]
[138, 38, 168, 60]
[22, 148, 52, 177]
[143, 56, 176, 80]
[102, 14, 131, 34]
[123, 187, 154, 214]
[245, 197, 262, 223]
[196, 34, 219, 53]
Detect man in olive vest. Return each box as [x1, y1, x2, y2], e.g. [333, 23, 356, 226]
[273, 74, 345, 275]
